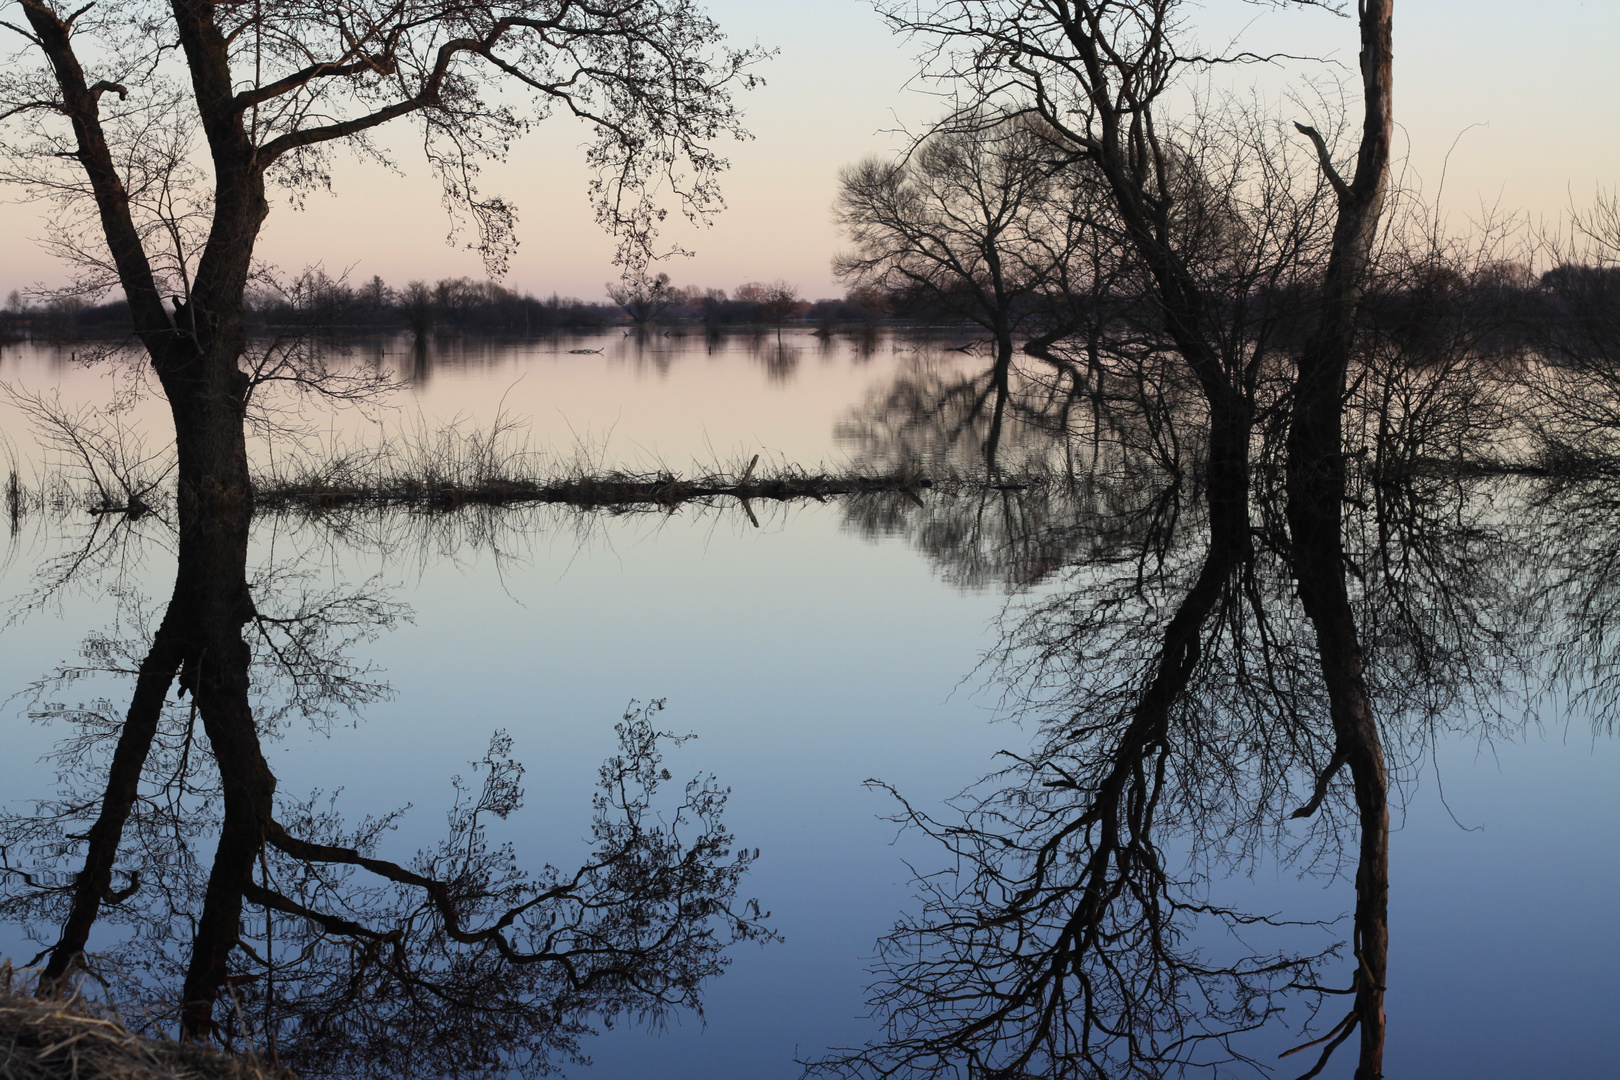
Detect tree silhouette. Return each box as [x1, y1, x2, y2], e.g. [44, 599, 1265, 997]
[0, 508, 770, 1053]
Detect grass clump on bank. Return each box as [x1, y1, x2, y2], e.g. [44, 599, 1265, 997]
[0, 984, 292, 1080]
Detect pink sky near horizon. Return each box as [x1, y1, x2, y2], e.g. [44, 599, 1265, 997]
[0, 0, 1615, 304]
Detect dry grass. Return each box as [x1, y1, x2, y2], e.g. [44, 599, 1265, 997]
[3, 406, 1074, 526]
[254, 459, 935, 514]
[251, 422, 942, 517]
[0, 987, 294, 1080]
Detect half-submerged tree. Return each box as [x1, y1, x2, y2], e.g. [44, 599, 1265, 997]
[865, 1, 1373, 503]
[609, 271, 678, 326]
[759, 279, 801, 344]
[855, 1, 1398, 1076]
[0, 0, 764, 1045]
[0, 0, 762, 516]
[836, 118, 1097, 471]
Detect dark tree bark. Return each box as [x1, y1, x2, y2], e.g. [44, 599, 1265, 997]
[38, 599, 186, 985]
[7, 0, 758, 1041]
[171, 501, 264, 1039]
[1284, 4, 1395, 1078]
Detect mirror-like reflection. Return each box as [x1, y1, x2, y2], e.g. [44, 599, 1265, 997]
[1, 327, 1617, 1078]
[0, 501, 770, 1077]
[815, 339, 1580, 1078]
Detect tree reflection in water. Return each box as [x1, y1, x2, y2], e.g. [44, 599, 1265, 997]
[823, 356, 1550, 1078]
[0, 511, 771, 1078]
[4, 329, 1615, 1077]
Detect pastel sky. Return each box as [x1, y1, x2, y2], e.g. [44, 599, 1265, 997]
[0, 0, 1615, 302]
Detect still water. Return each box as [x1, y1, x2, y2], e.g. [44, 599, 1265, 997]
[0, 330, 1616, 1078]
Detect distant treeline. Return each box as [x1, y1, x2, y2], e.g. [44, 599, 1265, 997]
[3, 265, 1617, 347]
[0, 274, 892, 340]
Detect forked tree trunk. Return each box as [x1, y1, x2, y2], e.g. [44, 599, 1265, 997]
[142, 131, 271, 1043]
[23, 0, 272, 1036]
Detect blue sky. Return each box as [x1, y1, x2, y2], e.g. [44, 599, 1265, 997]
[1, 0, 1615, 301]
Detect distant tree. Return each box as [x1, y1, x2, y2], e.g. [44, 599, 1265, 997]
[401, 281, 434, 339]
[287, 268, 355, 326]
[837, 117, 1095, 469]
[691, 286, 730, 330]
[845, 285, 890, 318]
[432, 277, 480, 326]
[361, 274, 393, 312]
[759, 280, 802, 343]
[839, 121, 1051, 349]
[608, 271, 677, 325]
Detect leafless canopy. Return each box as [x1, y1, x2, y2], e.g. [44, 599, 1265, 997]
[0, 0, 764, 290]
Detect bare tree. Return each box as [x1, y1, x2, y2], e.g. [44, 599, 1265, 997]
[608, 270, 677, 326]
[0, 0, 763, 1042]
[836, 120, 1055, 351]
[812, 459, 1350, 1080]
[867, 2, 1341, 493]
[821, 387, 1549, 1080]
[836, 118, 1100, 469]
[0, 0, 762, 520]
[859, 2, 1399, 1076]
[759, 279, 802, 343]
[400, 280, 435, 339]
[1281, 6, 1394, 1076]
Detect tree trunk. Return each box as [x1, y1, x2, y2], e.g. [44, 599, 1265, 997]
[1285, 4, 1394, 1077]
[146, 19, 271, 1033]
[1287, 515, 1389, 1078]
[160, 354, 266, 1040]
[985, 328, 1015, 474]
[37, 380, 266, 1040]
[38, 603, 186, 986]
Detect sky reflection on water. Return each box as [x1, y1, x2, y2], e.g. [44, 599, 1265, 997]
[1, 330, 973, 477]
[0, 332, 1616, 1078]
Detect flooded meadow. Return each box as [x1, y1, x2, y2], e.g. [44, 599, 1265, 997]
[0, 330, 1615, 1079]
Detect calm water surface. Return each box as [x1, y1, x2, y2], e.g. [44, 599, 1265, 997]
[1, 329, 974, 473]
[0, 331, 1615, 1078]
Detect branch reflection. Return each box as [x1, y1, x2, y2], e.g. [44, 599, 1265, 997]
[0, 504, 770, 1078]
[821, 350, 1561, 1078]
